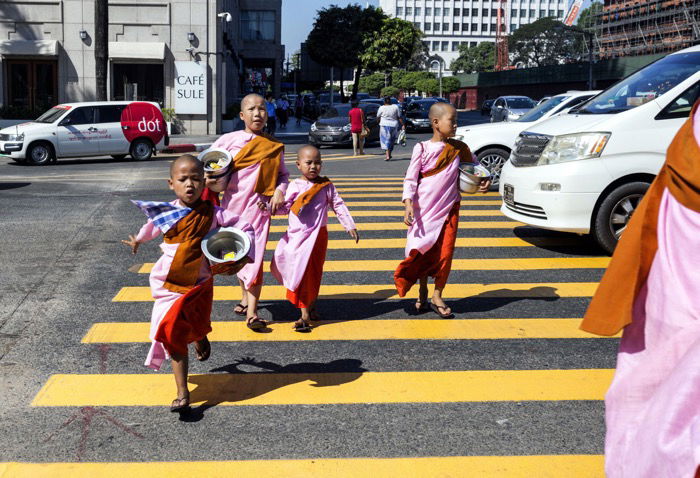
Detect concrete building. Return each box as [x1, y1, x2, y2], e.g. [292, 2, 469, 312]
[0, 0, 283, 134]
[379, 0, 571, 73]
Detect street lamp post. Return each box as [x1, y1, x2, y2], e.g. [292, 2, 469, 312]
[430, 58, 443, 98]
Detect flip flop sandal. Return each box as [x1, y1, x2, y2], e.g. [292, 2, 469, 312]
[415, 300, 430, 312]
[246, 316, 267, 331]
[170, 397, 190, 413]
[430, 303, 454, 319]
[234, 303, 248, 317]
[293, 319, 312, 333]
[194, 337, 211, 362]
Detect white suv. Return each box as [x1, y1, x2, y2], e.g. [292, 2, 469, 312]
[499, 45, 700, 254]
[0, 101, 168, 165]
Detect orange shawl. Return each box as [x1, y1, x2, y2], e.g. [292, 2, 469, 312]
[232, 134, 284, 197]
[421, 138, 472, 178]
[290, 177, 331, 216]
[163, 200, 214, 294]
[581, 105, 700, 336]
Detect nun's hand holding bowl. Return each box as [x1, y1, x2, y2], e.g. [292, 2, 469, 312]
[211, 256, 251, 276]
[478, 178, 492, 193]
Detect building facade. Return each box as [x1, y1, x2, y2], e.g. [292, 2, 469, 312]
[0, 0, 283, 134]
[595, 0, 700, 59]
[380, 0, 571, 73]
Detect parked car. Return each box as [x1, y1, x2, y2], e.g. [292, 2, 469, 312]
[308, 103, 380, 147]
[404, 99, 441, 132]
[360, 97, 399, 106]
[500, 45, 700, 254]
[481, 99, 495, 116]
[0, 101, 168, 165]
[455, 90, 600, 187]
[537, 96, 552, 105]
[490, 96, 536, 122]
[355, 92, 372, 101]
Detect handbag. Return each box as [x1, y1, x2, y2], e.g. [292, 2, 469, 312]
[360, 125, 370, 138]
[396, 128, 406, 146]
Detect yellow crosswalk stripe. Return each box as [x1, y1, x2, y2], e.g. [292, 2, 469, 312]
[0, 455, 605, 477]
[137, 256, 606, 274]
[272, 210, 505, 217]
[112, 282, 599, 302]
[82, 318, 613, 343]
[270, 221, 520, 232]
[32, 369, 613, 407]
[340, 192, 502, 198]
[343, 200, 503, 206]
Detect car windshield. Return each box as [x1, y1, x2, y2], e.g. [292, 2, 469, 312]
[517, 95, 568, 122]
[35, 106, 69, 123]
[318, 93, 342, 102]
[407, 101, 435, 112]
[507, 98, 534, 108]
[578, 51, 700, 114]
[319, 105, 351, 119]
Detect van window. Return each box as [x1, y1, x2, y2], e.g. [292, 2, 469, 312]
[96, 105, 126, 123]
[578, 52, 700, 115]
[516, 95, 567, 122]
[61, 107, 94, 126]
[656, 82, 700, 120]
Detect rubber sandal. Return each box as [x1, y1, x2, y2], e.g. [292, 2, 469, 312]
[246, 316, 267, 331]
[170, 397, 190, 413]
[293, 319, 312, 333]
[430, 303, 454, 319]
[415, 300, 430, 312]
[194, 337, 211, 362]
[234, 303, 248, 317]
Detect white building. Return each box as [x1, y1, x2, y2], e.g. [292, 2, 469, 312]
[379, 0, 571, 73]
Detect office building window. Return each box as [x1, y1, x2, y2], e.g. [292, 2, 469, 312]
[443, 22, 449, 30]
[462, 23, 469, 31]
[540, 9, 545, 16]
[511, 9, 517, 17]
[548, 9, 554, 15]
[414, 22, 421, 29]
[432, 40, 440, 50]
[435, 8, 441, 16]
[492, 8, 498, 16]
[511, 23, 517, 31]
[471, 22, 478, 31]
[452, 41, 460, 51]
[444, 8, 450, 16]
[406, 7, 413, 15]
[491, 22, 497, 31]
[240, 10, 275, 41]
[416, 7, 422, 15]
[482, 23, 488, 31]
[426, 7, 432, 15]
[424, 22, 432, 30]
[470, 41, 477, 47]
[434, 22, 440, 30]
[520, 9, 526, 17]
[482, 8, 488, 16]
[530, 9, 535, 17]
[557, 9, 563, 16]
[454, 22, 460, 30]
[455, 8, 461, 16]
[441, 41, 448, 51]
[397, 7, 404, 15]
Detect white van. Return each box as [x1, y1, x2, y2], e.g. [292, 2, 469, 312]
[0, 101, 168, 165]
[499, 45, 700, 254]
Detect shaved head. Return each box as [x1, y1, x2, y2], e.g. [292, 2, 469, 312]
[428, 102, 456, 120]
[297, 144, 320, 160]
[241, 93, 265, 109]
[170, 154, 202, 177]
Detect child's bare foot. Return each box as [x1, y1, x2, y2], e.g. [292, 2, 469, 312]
[170, 393, 190, 412]
[194, 336, 211, 361]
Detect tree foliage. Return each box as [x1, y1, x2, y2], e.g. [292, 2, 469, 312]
[394, 71, 434, 93]
[381, 86, 400, 97]
[577, 1, 603, 31]
[360, 18, 423, 72]
[441, 76, 461, 94]
[415, 78, 440, 95]
[508, 17, 579, 67]
[450, 42, 495, 74]
[358, 72, 386, 95]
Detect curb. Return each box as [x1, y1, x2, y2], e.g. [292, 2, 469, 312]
[162, 143, 211, 154]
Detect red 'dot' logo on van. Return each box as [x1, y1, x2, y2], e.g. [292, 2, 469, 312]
[120, 102, 165, 144]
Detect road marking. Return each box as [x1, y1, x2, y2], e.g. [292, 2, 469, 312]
[336, 193, 503, 198]
[268, 221, 521, 232]
[343, 200, 503, 206]
[82, 318, 614, 343]
[112, 282, 599, 302]
[32, 369, 613, 406]
[0, 455, 605, 477]
[271, 210, 506, 217]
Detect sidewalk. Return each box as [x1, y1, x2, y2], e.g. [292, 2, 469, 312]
[163, 120, 311, 154]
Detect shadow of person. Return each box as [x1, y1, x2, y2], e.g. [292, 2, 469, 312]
[449, 286, 561, 314]
[180, 358, 366, 421]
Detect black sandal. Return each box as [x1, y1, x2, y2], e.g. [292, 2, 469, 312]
[246, 316, 267, 331]
[234, 303, 248, 316]
[415, 299, 430, 312]
[293, 318, 312, 333]
[170, 396, 190, 413]
[194, 337, 211, 361]
[430, 303, 454, 319]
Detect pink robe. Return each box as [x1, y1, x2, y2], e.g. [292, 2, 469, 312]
[135, 202, 252, 371]
[604, 108, 700, 477]
[211, 131, 289, 289]
[401, 140, 466, 257]
[271, 178, 356, 292]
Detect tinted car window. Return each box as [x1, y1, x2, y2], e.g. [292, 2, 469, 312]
[516, 95, 567, 122]
[61, 107, 94, 126]
[656, 81, 700, 120]
[35, 106, 70, 124]
[96, 105, 126, 123]
[319, 105, 352, 119]
[506, 98, 534, 108]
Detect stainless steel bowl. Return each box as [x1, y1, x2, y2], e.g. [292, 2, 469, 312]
[201, 227, 251, 264]
[459, 164, 491, 194]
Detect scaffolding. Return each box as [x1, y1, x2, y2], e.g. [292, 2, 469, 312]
[595, 0, 700, 59]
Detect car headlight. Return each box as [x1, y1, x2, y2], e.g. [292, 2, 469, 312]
[310, 123, 317, 132]
[5, 133, 24, 141]
[537, 132, 610, 166]
[342, 123, 351, 132]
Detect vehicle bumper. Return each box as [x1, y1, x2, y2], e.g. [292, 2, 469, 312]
[498, 159, 611, 234]
[308, 131, 352, 146]
[406, 119, 430, 130]
[0, 141, 25, 158]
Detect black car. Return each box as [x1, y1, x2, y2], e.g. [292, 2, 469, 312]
[308, 103, 380, 147]
[481, 99, 495, 116]
[404, 99, 440, 132]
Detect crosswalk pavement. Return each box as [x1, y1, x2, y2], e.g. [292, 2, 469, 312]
[18, 175, 613, 476]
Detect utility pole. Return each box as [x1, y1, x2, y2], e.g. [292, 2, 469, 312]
[329, 66, 334, 107]
[94, 0, 108, 101]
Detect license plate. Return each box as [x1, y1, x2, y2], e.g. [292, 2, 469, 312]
[504, 184, 515, 206]
[321, 135, 332, 142]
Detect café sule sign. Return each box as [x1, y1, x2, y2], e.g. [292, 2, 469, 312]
[174, 61, 207, 115]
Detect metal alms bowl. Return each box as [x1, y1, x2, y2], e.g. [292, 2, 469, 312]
[459, 163, 491, 194]
[201, 227, 251, 264]
[198, 147, 232, 175]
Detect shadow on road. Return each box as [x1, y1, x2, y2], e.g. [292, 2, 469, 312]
[0, 182, 31, 190]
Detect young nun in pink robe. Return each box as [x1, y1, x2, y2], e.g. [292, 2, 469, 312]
[271, 145, 358, 331]
[581, 104, 700, 477]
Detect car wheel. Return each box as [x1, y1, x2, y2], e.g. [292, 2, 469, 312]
[477, 148, 509, 188]
[26, 142, 55, 166]
[592, 181, 650, 255]
[111, 154, 127, 161]
[130, 138, 153, 161]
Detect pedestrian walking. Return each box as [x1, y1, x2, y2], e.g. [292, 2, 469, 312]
[295, 95, 304, 125]
[122, 155, 252, 412]
[276, 95, 289, 129]
[377, 96, 403, 161]
[394, 103, 490, 318]
[348, 100, 365, 156]
[264, 93, 277, 135]
[270, 145, 359, 332]
[581, 104, 700, 477]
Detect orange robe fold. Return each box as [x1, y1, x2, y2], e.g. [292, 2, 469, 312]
[421, 138, 472, 178]
[231, 133, 284, 197]
[286, 226, 328, 308]
[290, 177, 330, 216]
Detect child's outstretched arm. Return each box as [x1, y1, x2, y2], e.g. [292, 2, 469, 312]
[122, 219, 161, 254]
[330, 185, 359, 243]
[121, 234, 141, 254]
[402, 143, 423, 226]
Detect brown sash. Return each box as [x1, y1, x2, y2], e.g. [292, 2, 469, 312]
[420, 138, 472, 179]
[163, 200, 215, 294]
[581, 104, 700, 336]
[290, 177, 331, 216]
[232, 134, 284, 197]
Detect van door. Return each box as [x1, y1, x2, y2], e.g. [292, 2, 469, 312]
[56, 106, 99, 156]
[95, 104, 128, 154]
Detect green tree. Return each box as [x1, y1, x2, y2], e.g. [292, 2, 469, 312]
[450, 42, 496, 73]
[508, 17, 579, 67]
[406, 39, 430, 71]
[415, 78, 440, 95]
[361, 18, 424, 72]
[577, 1, 602, 31]
[394, 71, 435, 94]
[358, 72, 386, 96]
[381, 86, 400, 97]
[441, 76, 461, 95]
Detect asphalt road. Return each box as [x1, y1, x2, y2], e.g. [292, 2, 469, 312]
[0, 131, 615, 476]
